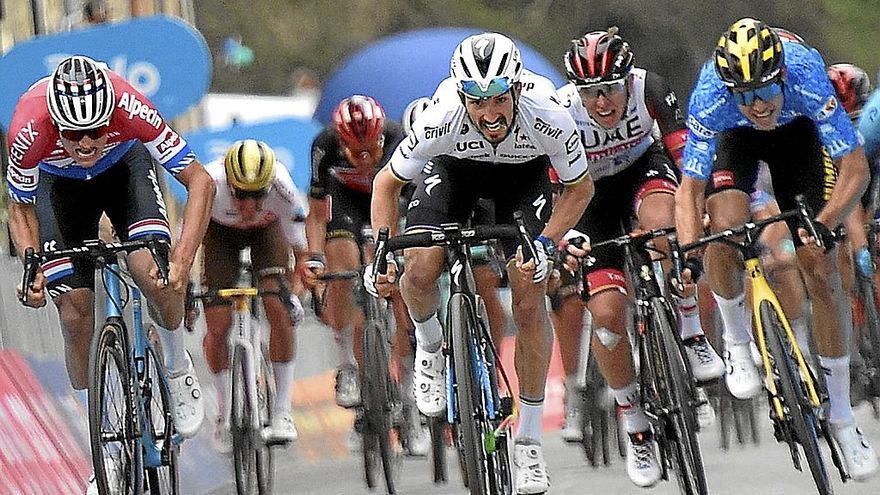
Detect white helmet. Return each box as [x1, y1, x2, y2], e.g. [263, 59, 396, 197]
[450, 33, 523, 99]
[46, 55, 115, 130]
[402, 97, 432, 134]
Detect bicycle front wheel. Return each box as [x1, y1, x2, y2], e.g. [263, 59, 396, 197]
[231, 345, 256, 495]
[857, 276, 880, 395]
[255, 353, 274, 495]
[650, 298, 708, 495]
[143, 343, 179, 494]
[88, 321, 143, 495]
[361, 319, 399, 494]
[760, 301, 833, 495]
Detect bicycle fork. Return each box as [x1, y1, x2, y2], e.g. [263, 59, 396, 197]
[232, 309, 263, 439]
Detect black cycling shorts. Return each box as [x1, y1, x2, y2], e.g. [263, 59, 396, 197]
[707, 117, 835, 244]
[404, 155, 552, 258]
[575, 145, 678, 294]
[37, 142, 172, 298]
[324, 179, 372, 244]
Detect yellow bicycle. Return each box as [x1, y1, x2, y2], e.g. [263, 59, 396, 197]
[672, 197, 846, 495]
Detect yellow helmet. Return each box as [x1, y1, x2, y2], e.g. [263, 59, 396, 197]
[714, 18, 784, 89]
[224, 139, 276, 193]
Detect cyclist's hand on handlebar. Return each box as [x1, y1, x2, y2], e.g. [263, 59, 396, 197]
[18, 270, 47, 308]
[797, 220, 837, 252]
[301, 253, 326, 289]
[515, 240, 552, 284]
[364, 255, 397, 298]
[669, 260, 700, 299]
[151, 261, 186, 292]
[561, 230, 591, 273]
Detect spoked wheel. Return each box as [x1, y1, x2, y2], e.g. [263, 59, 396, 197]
[255, 355, 275, 494]
[143, 343, 179, 494]
[361, 321, 399, 494]
[651, 299, 708, 495]
[232, 346, 257, 495]
[429, 416, 449, 484]
[580, 354, 612, 467]
[761, 301, 834, 495]
[88, 321, 143, 495]
[856, 276, 880, 407]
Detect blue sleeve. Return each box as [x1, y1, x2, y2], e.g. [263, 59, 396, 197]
[859, 91, 880, 162]
[681, 64, 726, 180]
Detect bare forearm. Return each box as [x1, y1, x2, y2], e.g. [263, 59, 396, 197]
[370, 167, 405, 236]
[175, 169, 215, 267]
[8, 201, 40, 256]
[675, 178, 706, 246]
[305, 200, 328, 254]
[541, 176, 593, 241]
[818, 149, 869, 229]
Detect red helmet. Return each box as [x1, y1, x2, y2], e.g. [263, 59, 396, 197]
[564, 27, 634, 85]
[772, 27, 806, 44]
[332, 95, 386, 148]
[827, 63, 872, 118]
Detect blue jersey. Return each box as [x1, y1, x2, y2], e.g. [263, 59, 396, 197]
[682, 41, 862, 180]
[859, 89, 880, 165]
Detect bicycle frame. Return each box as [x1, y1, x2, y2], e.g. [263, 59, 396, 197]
[222, 285, 265, 439]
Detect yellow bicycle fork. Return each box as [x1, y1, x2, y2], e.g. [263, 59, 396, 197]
[746, 257, 822, 419]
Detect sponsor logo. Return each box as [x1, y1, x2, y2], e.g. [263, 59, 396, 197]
[521, 82, 535, 92]
[814, 96, 838, 121]
[532, 194, 547, 220]
[42, 240, 57, 252]
[8, 121, 39, 168]
[424, 121, 452, 140]
[564, 132, 580, 155]
[455, 140, 485, 152]
[408, 199, 420, 210]
[424, 174, 442, 195]
[711, 170, 735, 189]
[460, 123, 469, 135]
[117, 92, 162, 129]
[401, 134, 419, 159]
[533, 117, 564, 140]
[664, 92, 677, 108]
[7, 166, 36, 187]
[686, 115, 717, 139]
[148, 168, 168, 218]
[156, 130, 181, 155]
[581, 114, 645, 149]
[549, 95, 560, 105]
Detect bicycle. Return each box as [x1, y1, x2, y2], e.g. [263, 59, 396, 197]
[374, 213, 536, 495]
[310, 226, 403, 494]
[847, 220, 880, 416]
[22, 236, 180, 495]
[673, 196, 848, 495]
[188, 247, 294, 495]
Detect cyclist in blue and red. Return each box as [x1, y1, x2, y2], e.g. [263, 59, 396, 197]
[7, 55, 214, 492]
[675, 18, 878, 480]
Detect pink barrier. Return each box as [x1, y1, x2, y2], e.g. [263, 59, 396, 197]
[0, 351, 89, 494]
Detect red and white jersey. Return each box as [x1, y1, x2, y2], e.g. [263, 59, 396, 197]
[557, 68, 687, 180]
[206, 160, 308, 248]
[386, 70, 589, 185]
[6, 71, 195, 204]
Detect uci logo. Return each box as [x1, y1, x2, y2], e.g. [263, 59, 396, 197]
[455, 141, 485, 152]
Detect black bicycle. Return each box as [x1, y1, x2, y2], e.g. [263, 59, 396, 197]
[575, 227, 708, 495]
[848, 221, 880, 416]
[374, 214, 534, 495]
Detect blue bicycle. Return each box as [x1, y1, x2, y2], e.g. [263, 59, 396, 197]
[22, 236, 181, 495]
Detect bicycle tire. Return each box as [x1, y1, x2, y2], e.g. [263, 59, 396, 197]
[429, 416, 448, 484]
[361, 319, 399, 494]
[760, 301, 834, 495]
[650, 298, 709, 495]
[255, 354, 274, 495]
[579, 353, 612, 467]
[143, 344, 179, 494]
[88, 321, 143, 495]
[857, 276, 880, 394]
[231, 345, 256, 495]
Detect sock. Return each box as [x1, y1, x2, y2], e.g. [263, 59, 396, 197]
[336, 327, 357, 368]
[818, 355, 855, 425]
[675, 294, 704, 340]
[713, 292, 752, 345]
[158, 323, 188, 374]
[516, 396, 544, 442]
[213, 370, 230, 421]
[413, 313, 443, 353]
[790, 317, 812, 360]
[611, 382, 650, 433]
[273, 361, 295, 414]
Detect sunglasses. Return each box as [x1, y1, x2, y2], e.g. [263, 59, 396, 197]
[577, 80, 627, 99]
[459, 77, 513, 99]
[731, 82, 783, 106]
[59, 127, 108, 142]
[232, 188, 268, 200]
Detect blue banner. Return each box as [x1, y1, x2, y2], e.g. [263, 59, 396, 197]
[0, 15, 211, 129]
[167, 117, 323, 201]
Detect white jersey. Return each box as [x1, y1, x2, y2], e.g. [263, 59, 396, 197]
[206, 160, 308, 249]
[557, 68, 657, 180]
[387, 70, 589, 184]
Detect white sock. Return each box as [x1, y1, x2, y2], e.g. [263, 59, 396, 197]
[818, 355, 855, 425]
[790, 317, 812, 359]
[158, 323, 188, 374]
[713, 292, 752, 345]
[516, 397, 544, 442]
[413, 313, 443, 353]
[675, 295, 704, 340]
[213, 370, 230, 421]
[336, 327, 357, 368]
[611, 382, 650, 433]
[273, 361, 295, 414]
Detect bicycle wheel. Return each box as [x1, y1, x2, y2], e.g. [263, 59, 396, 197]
[361, 319, 399, 494]
[857, 276, 880, 395]
[650, 299, 708, 495]
[255, 354, 275, 494]
[760, 301, 833, 495]
[450, 293, 490, 495]
[231, 346, 256, 495]
[88, 321, 143, 495]
[580, 353, 612, 467]
[143, 344, 179, 494]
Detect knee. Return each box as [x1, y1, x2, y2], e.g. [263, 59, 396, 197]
[56, 294, 93, 337]
[588, 292, 628, 332]
[400, 258, 441, 294]
[799, 253, 839, 292]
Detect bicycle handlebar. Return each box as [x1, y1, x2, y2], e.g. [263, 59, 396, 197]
[20, 236, 171, 305]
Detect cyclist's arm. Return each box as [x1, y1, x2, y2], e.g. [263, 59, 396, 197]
[675, 175, 707, 247]
[305, 197, 329, 255]
[370, 165, 407, 237]
[817, 147, 869, 229]
[173, 160, 215, 272]
[7, 201, 40, 258]
[541, 175, 593, 242]
[644, 71, 687, 168]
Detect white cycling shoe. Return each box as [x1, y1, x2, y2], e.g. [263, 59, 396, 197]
[831, 422, 879, 481]
[514, 440, 550, 494]
[683, 336, 725, 382]
[560, 388, 584, 443]
[626, 430, 662, 488]
[212, 415, 232, 455]
[413, 346, 446, 417]
[695, 387, 716, 428]
[269, 412, 299, 443]
[724, 341, 763, 399]
[167, 351, 205, 438]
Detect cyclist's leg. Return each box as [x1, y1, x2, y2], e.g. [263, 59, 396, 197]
[471, 199, 508, 350]
[705, 127, 762, 399]
[551, 290, 589, 441]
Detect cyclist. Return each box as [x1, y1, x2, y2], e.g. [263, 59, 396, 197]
[555, 27, 724, 487]
[199, 139, 306, 451]
[675, 18, 878, 479]
[368, 32, 594, 494]
[7, 55, 212, 491]
[301, 95, 427, 454]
